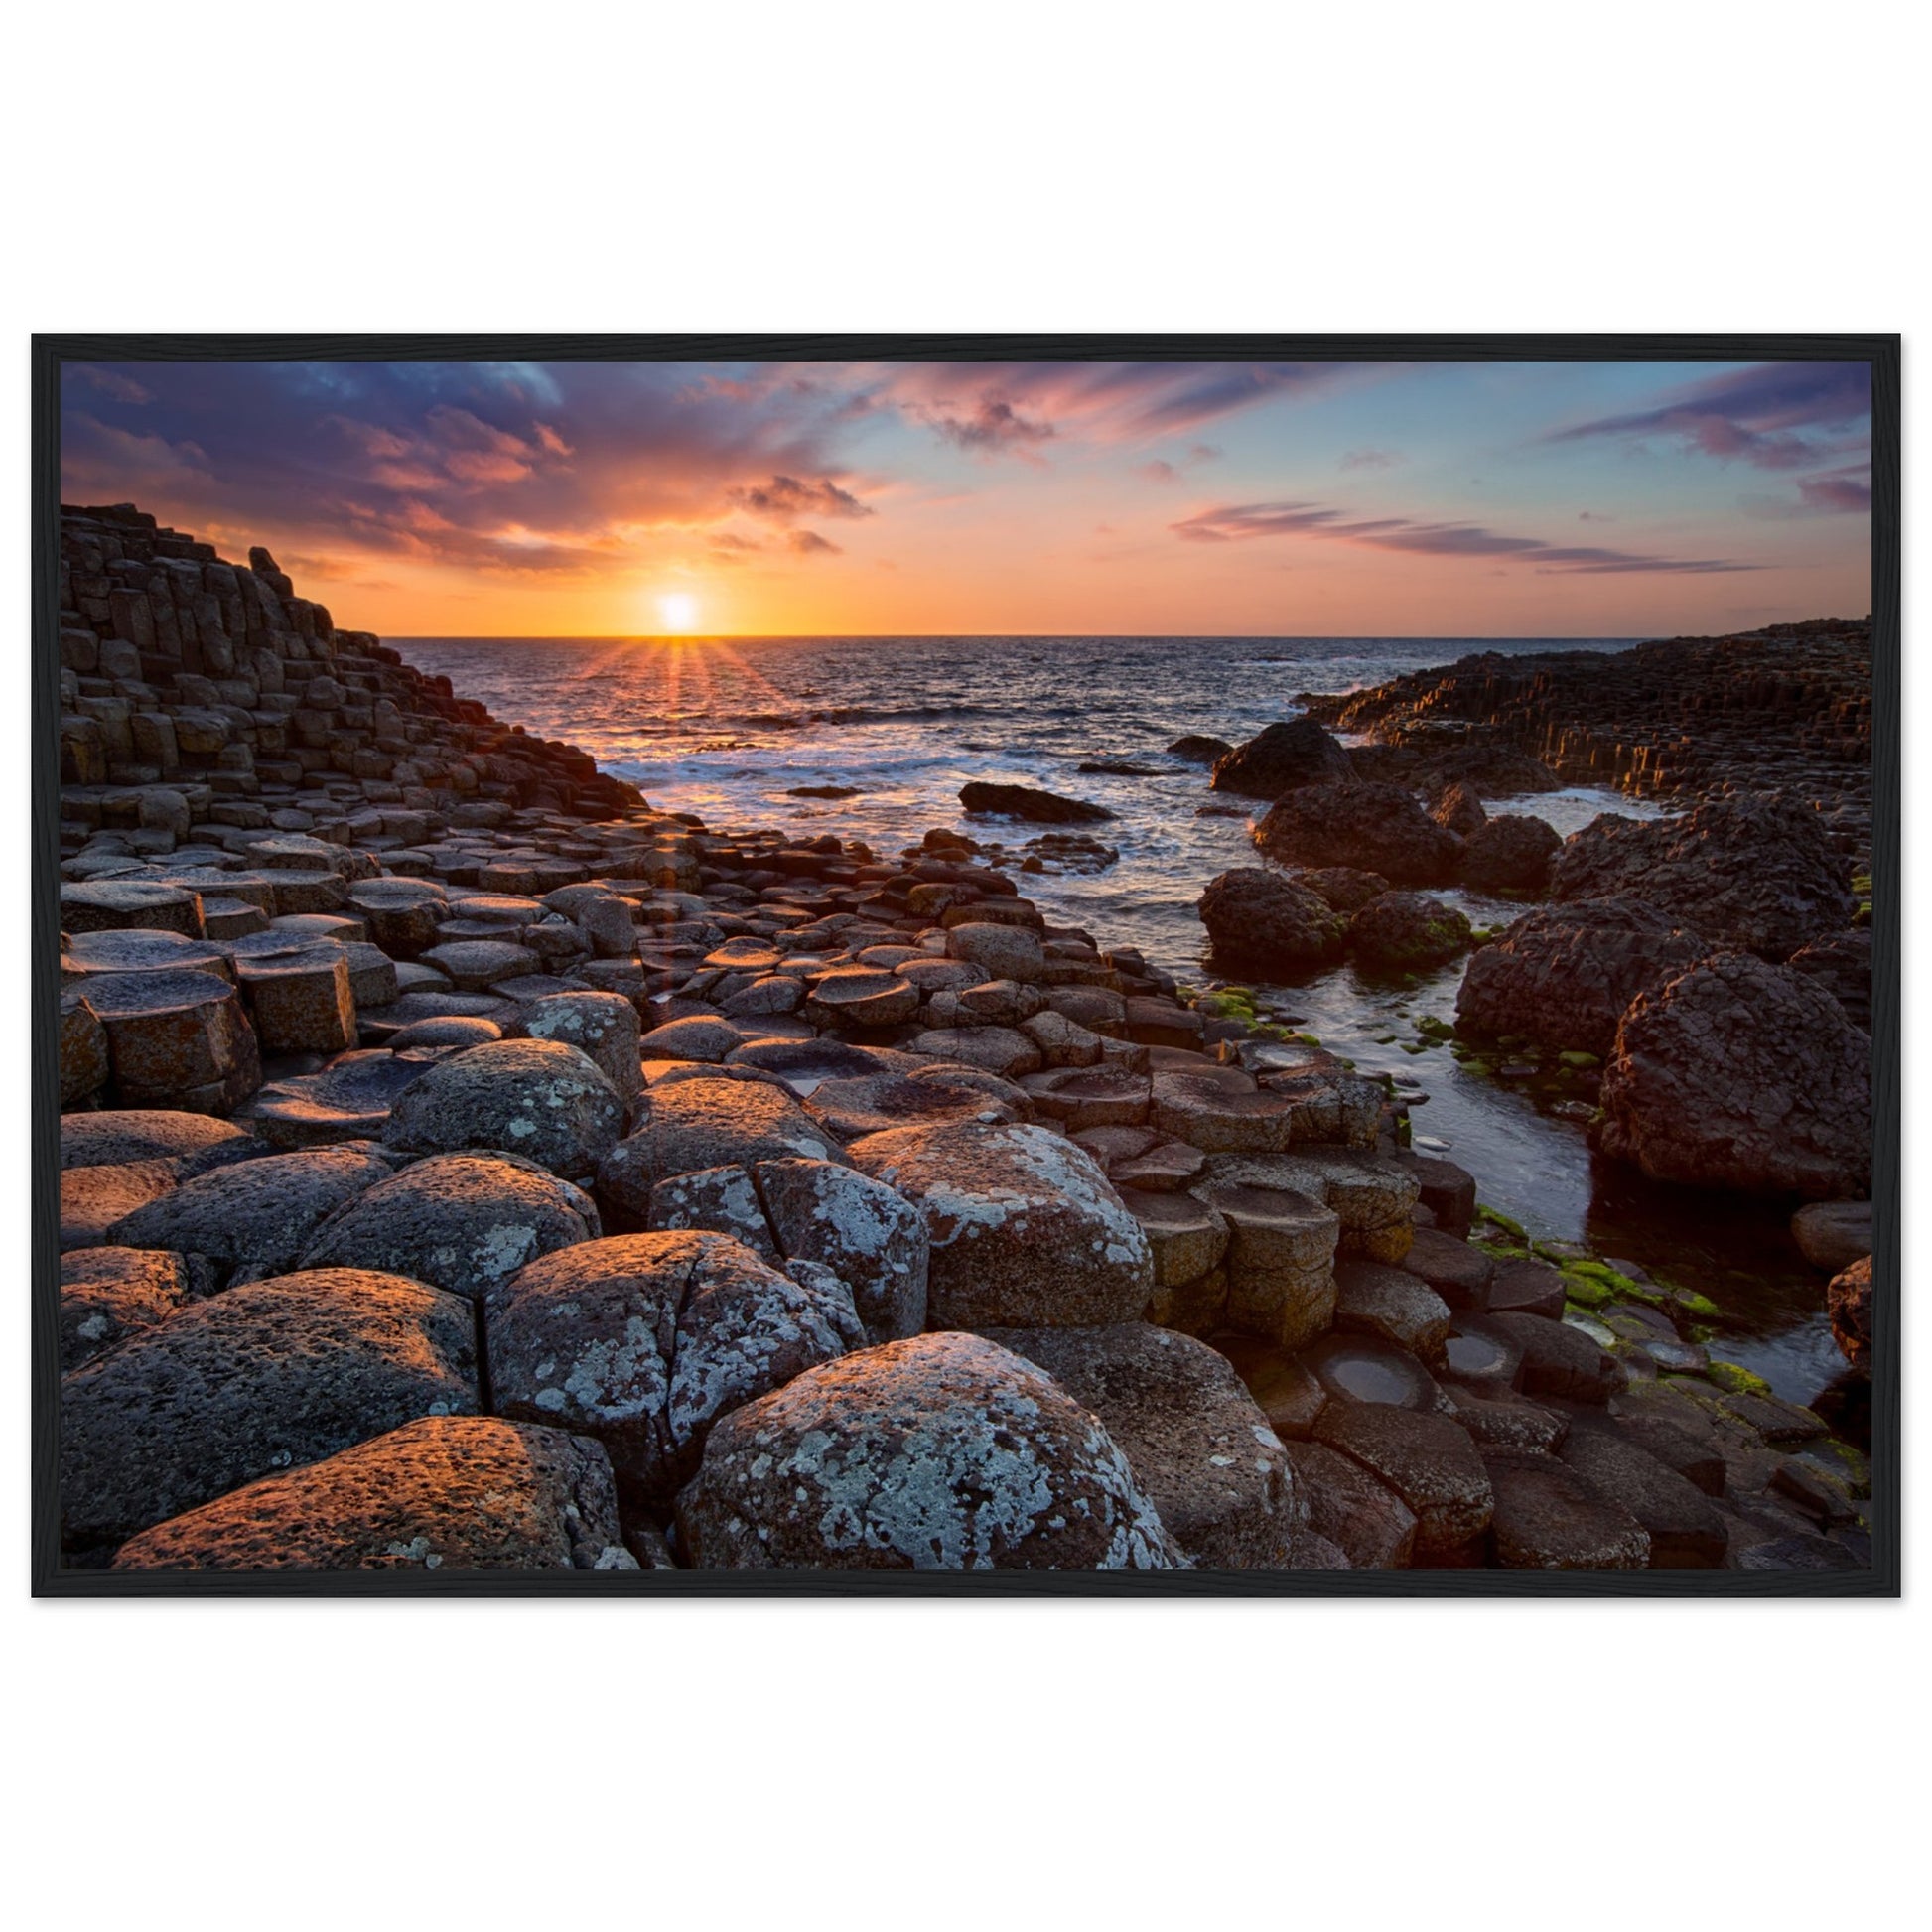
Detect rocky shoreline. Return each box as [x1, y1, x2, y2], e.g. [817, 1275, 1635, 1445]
[52, 504, 1874, 1575]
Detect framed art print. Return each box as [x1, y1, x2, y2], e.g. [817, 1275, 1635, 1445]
[30, 335, 1899, 1595]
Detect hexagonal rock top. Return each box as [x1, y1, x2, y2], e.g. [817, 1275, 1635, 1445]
[484, 1231, 863, 1504]
[233, 1049, 434, 1150]
[981, 1324, 1297, 1568]
[674, 1332, 1184, 1570]
[299, 1152, 601, 1302]
[848, 1120, 1154, 1328]
[60, 1268, 479, 1555]
[113, 1417, 636, 1572]
[106, 1144, 393, 1284]
[596, 1075, 847, 1223]
[383, 1037, 625, 1179]
[804, 1070, 1023, 1142]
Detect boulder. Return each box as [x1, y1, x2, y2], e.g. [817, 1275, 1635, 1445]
[233, 942, 357, 1054]
[1253, 782, 1462, 887]
[1195, 868, 1347, 974]
[1293, 867, 1393, 914]
[1432, 783, 1487, 837]
[1786, 929, 1872, 1032]
[1169, 734, 1233, 765]
[1346, 891, 1472, 973]
[107, 1144, 392, 1283]
[649, 1164, 781, 1261]
[60, 1268, 478, 1553]
[1152, 1065, 1295, 1154]
[1191, 1181, 1338, 1348]
[1459, 815, 1562, 894]
[753, 1158, 930, 1342]
[1791, 1199, 1872, 1274]
[383, 1037, 625, 1179]
[513, 992, 644, 1117]
[639, 1015, 747, 1063]
[59, 1247, 190, 1373]
[1550, 792, 1853, 959]
[60, 879, 206, 937]
[598, 1076, 846, 1225]
[1454, 897, 1709, 1057]
[1555, 1423, 1727, 1567]
[674, 1332, 1183, 1569]
[982, 1324, 1297, 1568]
[1209, 718, 1355, 799]
[484, 1232, 861, 1503]
[959, 781, 1113, 825]
[1827, 1255, 1872, 1369]
[944, 922, 1046, 983]
[299, 1152, 600, 1302]
[113, 1416, 635, 1571]
[1597, 952, 1871, 1197]
[849, 1120, 1153, 1328]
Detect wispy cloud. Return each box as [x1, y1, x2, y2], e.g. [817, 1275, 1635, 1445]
[1340, 448, 1401, 471]
[785, 529, 842, 557]
[725, 475, 873, 520]
[1549, 361, 1870, 474]
[1172, 499, 1756, 573]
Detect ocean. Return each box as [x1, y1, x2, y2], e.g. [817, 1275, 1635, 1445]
[390, 631, 1844, 1405]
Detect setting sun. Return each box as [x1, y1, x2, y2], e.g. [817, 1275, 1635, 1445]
[658, 593, 699, 633]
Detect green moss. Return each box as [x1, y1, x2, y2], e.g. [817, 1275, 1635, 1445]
[1705, 1359, 1774, 1399]
[1290, 1032, 1321, 1047]
[1558, 1050, 1600, 1070]
[1664, 1285, 1725, 1321]
[1851, 871, 1872, 896]
[1475, 1204, 1527, 1242]
[1415, 1016, 1456, 1041]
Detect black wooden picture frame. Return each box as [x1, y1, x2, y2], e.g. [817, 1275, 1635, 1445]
[30, 332, 1900, 1598]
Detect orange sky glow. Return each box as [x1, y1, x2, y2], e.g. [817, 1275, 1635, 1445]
[61, 358, 1873, 639]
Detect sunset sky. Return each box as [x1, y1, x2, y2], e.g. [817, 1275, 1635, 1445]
[60, 357, 1872, 638]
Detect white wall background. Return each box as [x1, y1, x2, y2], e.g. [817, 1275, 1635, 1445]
[3, 6, 1921, 1925]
